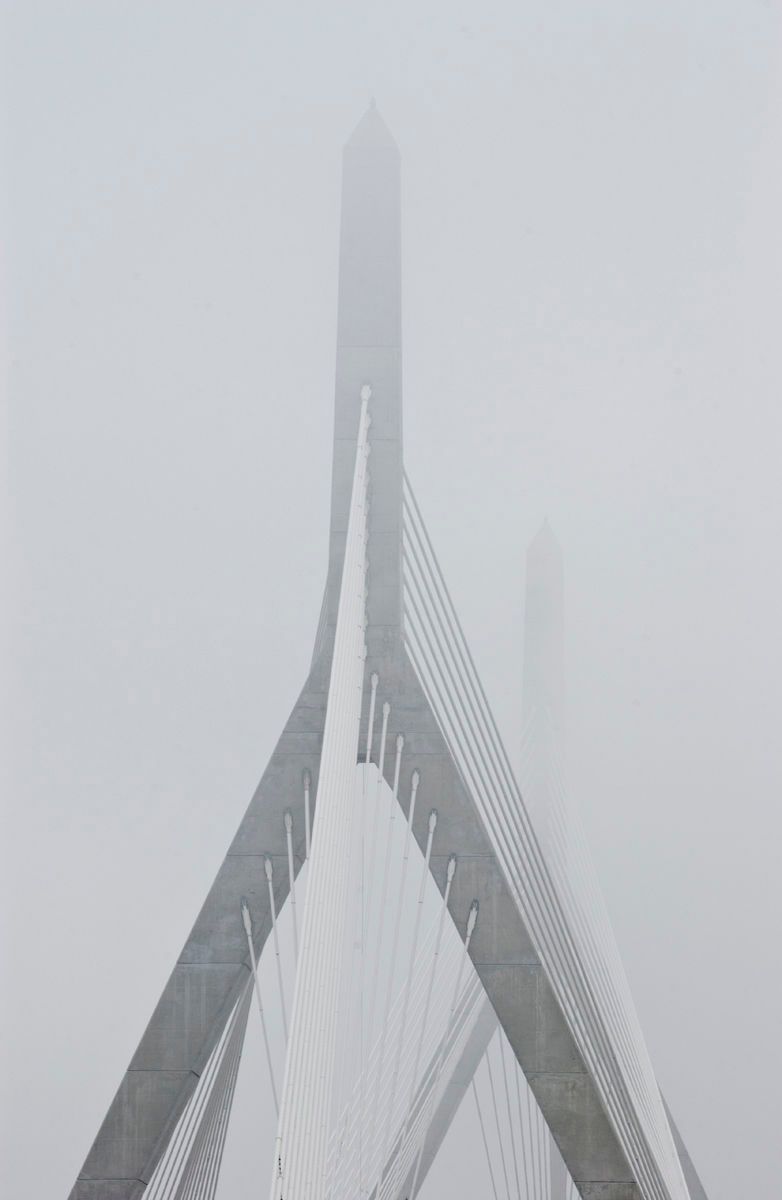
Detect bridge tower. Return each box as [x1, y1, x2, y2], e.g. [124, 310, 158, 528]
[69, 107, 707, 1200]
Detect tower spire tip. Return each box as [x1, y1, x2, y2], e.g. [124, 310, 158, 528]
[345, 102, 399, 153]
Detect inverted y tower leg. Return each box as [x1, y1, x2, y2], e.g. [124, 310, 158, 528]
[67, 105, 402, 1200]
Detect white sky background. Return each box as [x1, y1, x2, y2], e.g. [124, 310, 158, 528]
[2, 3, 782, 1198]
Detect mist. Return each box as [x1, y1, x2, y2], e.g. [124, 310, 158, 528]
[3, 4, 782, 1199]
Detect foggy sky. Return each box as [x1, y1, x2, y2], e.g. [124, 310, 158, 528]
[3, 4, 782, 1199]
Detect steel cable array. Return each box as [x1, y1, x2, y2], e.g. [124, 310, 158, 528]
[143, 979, 253, 1200]
[401, 473, 690, 1200]
[323, 852, 477, 1195]
[137, 421, 686, 1200]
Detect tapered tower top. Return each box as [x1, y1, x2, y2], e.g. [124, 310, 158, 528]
[527, 518, 563, 568]
[345, 101, 399, 154]
[319, 105, 404, 663]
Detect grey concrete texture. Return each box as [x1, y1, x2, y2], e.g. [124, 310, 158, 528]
[578, 1188, 640, 1200]
[69, 675, 326, 1197]
[430, 853, 540, 966]
[72, 1184, 146, 1200]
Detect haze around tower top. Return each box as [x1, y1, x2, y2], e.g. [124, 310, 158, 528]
[3, 4, 782, 1200]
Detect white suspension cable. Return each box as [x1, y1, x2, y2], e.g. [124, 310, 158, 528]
[389, 852, 457, 1199]
[408, 899, 479, 1200]
[401, 490, 684, 1200]
[241, 900, 279, 1116]
[177, 1036, 232, 1200]
[330, 766, 371, 1182]
[407, 491, 686, 1200]
[378, 702, 391, 776]
[326, 913, 467, 1192]
[355, 689, 377, 1197]
[363, 702, 390, 955]
[375, 776, 427, 1186]
[264, 857, 289, 1043]
[365, 731, 404, 1046]
[335, 969, 477, 1195]
[178, 985, 250, 1200]
[485, 1036, 511, 1200]
[513, 1054, 535, 1200]
[363, 751, 412, 1170]
[360, 704, 392, 1164]
[284, 812, 300, 962]
[538, 723, 675, 1184]
[473, 1078, 501, 1200]
[541, 746, 667, 1154]
[145, 984, 242, 1200]
[190, 1030, 241, 1200]
[171, 978, 251, 1200]
[365, 671, 379, 762]
[498, 1031, 523, 1200]
[368, 975, 486, 1200]
[333, 675, 377, 1192]
[404, 851, 456, 1115]
[392, 733, 403, 799]
[405, 492, 623, 1118]
[303, 769, 312, 860]
[540, 1102, 552, 1200]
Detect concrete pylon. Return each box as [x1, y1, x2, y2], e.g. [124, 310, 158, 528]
[68, 110, 704, 1200]
[519, 520, 711, 1200]
[67, 101, 403, 1200]
[400, 515, 712, 1200]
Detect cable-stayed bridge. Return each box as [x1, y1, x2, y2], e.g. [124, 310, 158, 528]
[68, 107, 709, 1200]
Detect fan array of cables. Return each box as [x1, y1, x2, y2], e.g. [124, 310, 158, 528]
[402, 472, 689, 1200]
[134, 405, 689, 1200]
[144, 981, 253, 1200]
